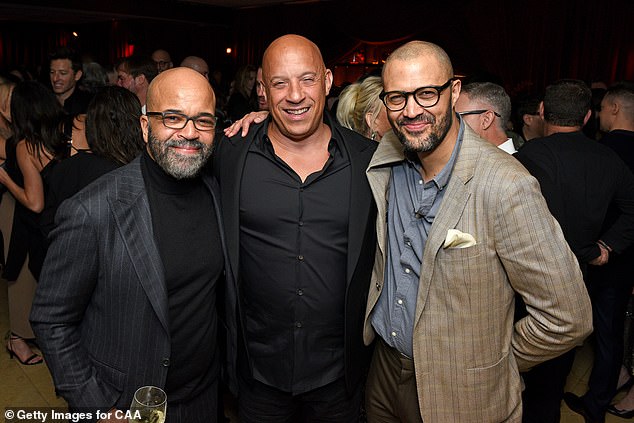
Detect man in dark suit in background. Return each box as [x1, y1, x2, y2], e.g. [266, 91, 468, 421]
[30, 67, 227, 423]
[213, 34, 377, 422]
[517, 79, 634, 423]
[563, 82, 634, 421]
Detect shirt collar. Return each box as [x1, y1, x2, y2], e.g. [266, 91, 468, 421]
[498, 138, 517, 154]
[253, 109, 346, 160]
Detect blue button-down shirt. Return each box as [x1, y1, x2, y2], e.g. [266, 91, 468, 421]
[371, 118, 465, 357]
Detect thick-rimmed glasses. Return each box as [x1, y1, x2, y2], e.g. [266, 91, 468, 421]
[380, 78, 455, 111]
[146, 111, 218, 131]
[458, 109, 501, 118]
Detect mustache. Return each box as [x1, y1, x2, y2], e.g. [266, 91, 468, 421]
[397, 114, 435, 126]
[164, 139, 205, 149]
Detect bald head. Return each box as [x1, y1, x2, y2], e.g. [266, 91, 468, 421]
[380, 40, 460, 157]
[262, 34, 326, 81]
[260, 34, 333, 143]
[384, 41, 454, 82]
[141, 67, 217, 179]
[147, 67, 215, 112]
[180, 56, 209, 80]
[152, 49, 173, 73]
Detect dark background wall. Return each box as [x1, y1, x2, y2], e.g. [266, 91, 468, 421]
[0, 0, 633, 93]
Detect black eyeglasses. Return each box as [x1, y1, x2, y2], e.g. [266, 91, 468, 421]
[146, 111, 218, 131]
[458, 109, 502, 118]
[380, 78, 455, 111]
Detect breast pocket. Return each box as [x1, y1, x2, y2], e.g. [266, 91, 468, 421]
[437, 243, 484, 262]
[433, 243, 489, 303]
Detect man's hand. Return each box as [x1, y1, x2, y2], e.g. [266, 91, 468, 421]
[589, 242, 610, 266]
[223, 111, 269, 137]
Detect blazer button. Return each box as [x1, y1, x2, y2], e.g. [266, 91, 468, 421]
[161, 358, 170, 367]
[376, 282, 381, 290]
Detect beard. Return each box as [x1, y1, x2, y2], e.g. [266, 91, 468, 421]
[392, 100, 453, 155]
[147, 126, 213, 179]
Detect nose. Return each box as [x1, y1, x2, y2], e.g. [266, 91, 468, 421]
[286, 80, 304, 103]
[403, 94, 425, 118]
[178, 118, 199, 139]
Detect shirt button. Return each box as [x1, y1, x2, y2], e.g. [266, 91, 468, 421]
[296, 322, 303, 328]
[297, 289, 304, 296]
[406, 241, 412, 247]
[161, 358, 170, 367]
[405, 268, 411, 274]
[397, 299, 403, 305]
[419, 179, 423, 185]
[298, 255, 304, 261]
[391, 331, 397, 337]
[376, 282, 381, 290]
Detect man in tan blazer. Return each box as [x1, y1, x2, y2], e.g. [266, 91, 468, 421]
[363, 41, 593, 423]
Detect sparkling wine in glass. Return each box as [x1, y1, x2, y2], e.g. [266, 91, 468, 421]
[129, 386, 166, 423]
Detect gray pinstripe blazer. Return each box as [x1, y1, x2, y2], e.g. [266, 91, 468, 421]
[363, 125, 593, 422]
[30, 157, 226, 419]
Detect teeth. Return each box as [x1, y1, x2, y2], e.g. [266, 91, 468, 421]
[287, 107, 309, 115]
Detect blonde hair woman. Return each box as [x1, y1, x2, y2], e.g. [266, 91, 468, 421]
[336, 76, 391, 141]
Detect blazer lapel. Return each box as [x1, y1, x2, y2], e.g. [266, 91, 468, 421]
[414, 126, 480, 327]
[111, 161, 169, 333]
[367, 132, 405, 261]
[344, 135, 376, 283]
[219, 129, 260, 282]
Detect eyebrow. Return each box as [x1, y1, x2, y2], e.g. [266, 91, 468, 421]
[159, 109, 215, 116]
[269, 71, 319, 80]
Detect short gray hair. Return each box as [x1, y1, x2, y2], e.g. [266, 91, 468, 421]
[461, 82, 511, 128]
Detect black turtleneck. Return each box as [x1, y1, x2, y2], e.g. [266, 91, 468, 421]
[140, 149, 223, 403]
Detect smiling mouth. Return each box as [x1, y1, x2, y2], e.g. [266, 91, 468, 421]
[171, 145, 201, 154]
[403, 121, 430, 133]
[285, 107, 310, 116]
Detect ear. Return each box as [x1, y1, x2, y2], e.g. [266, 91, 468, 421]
[611, 101, 620, 116]
[451, 78, 462, 108]
[140, 115, 150, 144]
[364, 111, 375, 133]
[522, 114, 532, 126]
[74, 70, 83, 82]
[538, 101, 545, 119]
[583, 109, 592, 126]
[480, 110, 494, 130]
[324, 69, 333, 97]
[135, 74, 147, 86]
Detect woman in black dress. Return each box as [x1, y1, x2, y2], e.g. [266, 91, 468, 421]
[0, 81, 67, 365]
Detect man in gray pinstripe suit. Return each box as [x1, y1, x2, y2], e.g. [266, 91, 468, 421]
[362, 41, 593, 423]
[30, 67, 227, 423]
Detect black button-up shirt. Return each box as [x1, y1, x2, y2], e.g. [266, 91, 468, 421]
[239, 121, 351, 394]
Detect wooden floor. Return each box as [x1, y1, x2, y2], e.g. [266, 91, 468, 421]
[0, 279, 629, 422]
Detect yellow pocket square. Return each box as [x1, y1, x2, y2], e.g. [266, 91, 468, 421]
[443, 229, 477, 249]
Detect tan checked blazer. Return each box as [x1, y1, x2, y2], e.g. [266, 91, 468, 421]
[364, 125, 592, 423]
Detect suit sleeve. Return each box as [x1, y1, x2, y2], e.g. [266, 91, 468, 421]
[494, 171, 592, 371]
[599, 159, 634, 253]
[30, 196, 121, 416]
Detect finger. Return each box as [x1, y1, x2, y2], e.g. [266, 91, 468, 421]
[224, 122, 241, 137]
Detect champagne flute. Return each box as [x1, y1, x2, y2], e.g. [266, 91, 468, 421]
[128, 386, 166, 423]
